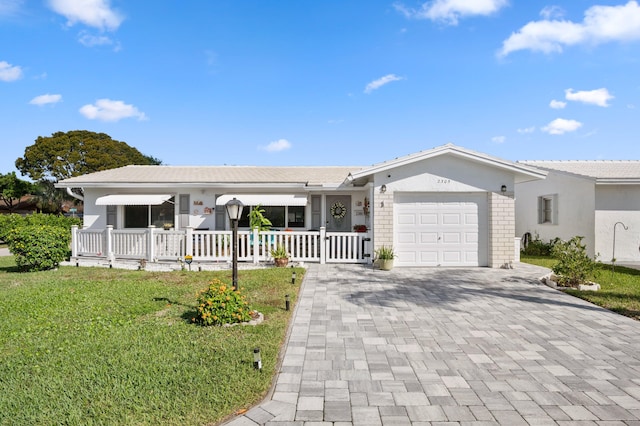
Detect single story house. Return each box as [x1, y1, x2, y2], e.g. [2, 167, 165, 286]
[515, 161, 640, 262]
[56, 144, 545, 269]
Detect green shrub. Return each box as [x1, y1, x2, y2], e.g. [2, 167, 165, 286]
[0, 213, 80, 242]
[195, 279, 256, 326]
[551, 236, 598, 286]
[521, 232, 557, 256]
[5, 224, 71, 271]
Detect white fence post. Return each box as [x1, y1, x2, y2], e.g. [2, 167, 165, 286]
[252, 228, 260, 264]
[106, 225, 113, 260]
[71, 225, 78, 258]
[514, 237, 521, 263]
[319, 227, 326, 264]
[185, 227, 193, 257]
[147, 225, 156, 262]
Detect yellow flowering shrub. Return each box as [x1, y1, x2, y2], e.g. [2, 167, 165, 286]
[194, 279, 255, 326]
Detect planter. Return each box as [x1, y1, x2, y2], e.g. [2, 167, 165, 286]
[379, 259, 394, 271]
[274, 257, 289, 267]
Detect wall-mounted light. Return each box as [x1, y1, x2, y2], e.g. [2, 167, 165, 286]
[501, 185, 507, 193]
[380, 184, 387, 193]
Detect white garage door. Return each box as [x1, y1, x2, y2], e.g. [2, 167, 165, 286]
[395, 193, 488, 267]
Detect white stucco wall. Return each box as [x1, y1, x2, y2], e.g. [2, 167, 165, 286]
[515, 171, 596, 257]
[594, 185, 640, 262]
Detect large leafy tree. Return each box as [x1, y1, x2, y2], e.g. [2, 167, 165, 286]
[0, 172, 37, 213]
[15, 130, 162, 182]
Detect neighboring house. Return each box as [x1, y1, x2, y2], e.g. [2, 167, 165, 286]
[55, 144, 545, 269]
[0, 195, 38, 215]
[515, 161, 640, 262]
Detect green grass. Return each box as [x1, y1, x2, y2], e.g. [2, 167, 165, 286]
[0, 255, 303, 426]
[522, 254, 640, 320]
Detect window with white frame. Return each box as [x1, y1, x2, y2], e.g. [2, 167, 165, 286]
[537, 194, 558, 225]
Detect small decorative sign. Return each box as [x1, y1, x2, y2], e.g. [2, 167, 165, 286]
[193, 200, 203, 205]
[203, 207, 213, 215]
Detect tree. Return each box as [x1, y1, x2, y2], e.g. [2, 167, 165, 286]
[0, 172, 37, 213]
[15, 130, 162, 182]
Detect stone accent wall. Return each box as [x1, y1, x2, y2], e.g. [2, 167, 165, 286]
[373, 191, 394, 251]
[488, 192, 516, 268]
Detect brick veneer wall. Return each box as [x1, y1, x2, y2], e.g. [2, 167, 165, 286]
[372, 191, 394, 251]
[488, 192, 516, 268]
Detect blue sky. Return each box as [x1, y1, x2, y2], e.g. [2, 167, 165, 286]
[2, 0, 640, 176]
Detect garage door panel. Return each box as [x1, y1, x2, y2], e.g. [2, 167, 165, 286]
[442, 233, 460, 244]
[419, 213, 438, 225]
[442, 214, 461, 225]
[397, 213, 416, 225]
[395, 193, 487, 267]
[397, 232, 416, 244]
[420, 232, 438, 244]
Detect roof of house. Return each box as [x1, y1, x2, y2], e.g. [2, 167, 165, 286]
[56, 165, 365, 188]
[349, 143, 546, 183]
[519, 161, 640, 184]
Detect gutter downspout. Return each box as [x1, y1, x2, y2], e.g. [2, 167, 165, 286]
[66, 187, 84, 201]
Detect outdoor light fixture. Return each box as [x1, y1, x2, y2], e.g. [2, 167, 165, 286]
[253, 347, 262, 370]
[501, 185, 507, 193]
[380, 184, 387, 193]
[285, 294, 290, 311]
[291, 266, 296, 285]
[225, 198, 244, 291]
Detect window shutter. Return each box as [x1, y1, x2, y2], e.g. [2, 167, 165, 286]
[552, 194, 558, 225]
[179, 194, 190, 214]
[215, 194, 226, 230]
[537, 196, 543, 224]
[106, 205, 117, 227]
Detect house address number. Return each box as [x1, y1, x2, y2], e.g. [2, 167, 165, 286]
[437, 179, 451, 184]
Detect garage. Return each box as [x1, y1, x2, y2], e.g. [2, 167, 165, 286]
[394, 193, 488, 267]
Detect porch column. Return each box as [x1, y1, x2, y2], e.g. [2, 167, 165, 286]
[319, 227, 326, 264]
[71, 225, 78, 258]
[185, 227, 193, 257]
[147, 225, 156, 262]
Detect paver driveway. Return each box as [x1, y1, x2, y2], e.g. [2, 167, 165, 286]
[226, 263, 640, 425]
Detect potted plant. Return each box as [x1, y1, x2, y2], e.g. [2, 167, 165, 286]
[249, 204, 272, 231]
[353, 224, 368, 233]
[270, 245, 289, 267]
[375, 245, 395, 271]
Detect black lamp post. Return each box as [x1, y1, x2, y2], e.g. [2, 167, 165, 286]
[225, 198, 244, 291]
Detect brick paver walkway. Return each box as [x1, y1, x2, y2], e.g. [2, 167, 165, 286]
[226, 263, 640, 425]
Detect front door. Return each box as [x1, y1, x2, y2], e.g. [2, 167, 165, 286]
[326, 195, 351, 232]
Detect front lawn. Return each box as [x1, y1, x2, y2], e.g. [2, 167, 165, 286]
[0, 256, 303, 426]
[522, 254, 640, 320]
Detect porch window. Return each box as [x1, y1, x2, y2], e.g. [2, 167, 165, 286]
[537, 194, 557, 225]
[124, 197, 175, 228]
[238, 205, 305, 229]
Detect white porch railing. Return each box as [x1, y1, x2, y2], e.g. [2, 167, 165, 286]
[71, 226, 371, 265]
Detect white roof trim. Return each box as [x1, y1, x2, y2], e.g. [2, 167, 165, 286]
[96, 194, 172, 206]
[349, 143, 546, 181]
[215, 194, 308, 206]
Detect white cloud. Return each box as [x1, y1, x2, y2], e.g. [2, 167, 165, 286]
[549, 99, 567, 109]
[540, 5, 564, 20]
[517, 126, 536, 134]
[499, 1, 640, 56]
[0, 60, 22, 82]
[395, 0, 508, 25]
[261, 139, 292, 152]
[78, 31, 114, 47]
[541, 118, 583, 135]
[48, 0, 124, 31]
[0, 0, 23, 16]
[79, 99, 147, 122]
[29, 94, 62, 106]
[364, 74, 403, 94]
[492, 136, 506, 144]
[565, 88, 613, 107]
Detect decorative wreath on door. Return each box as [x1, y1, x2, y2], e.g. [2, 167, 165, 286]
[330, 201, 347, 219]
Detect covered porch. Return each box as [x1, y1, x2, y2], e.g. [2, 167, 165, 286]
[69, 225, 372, 271]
